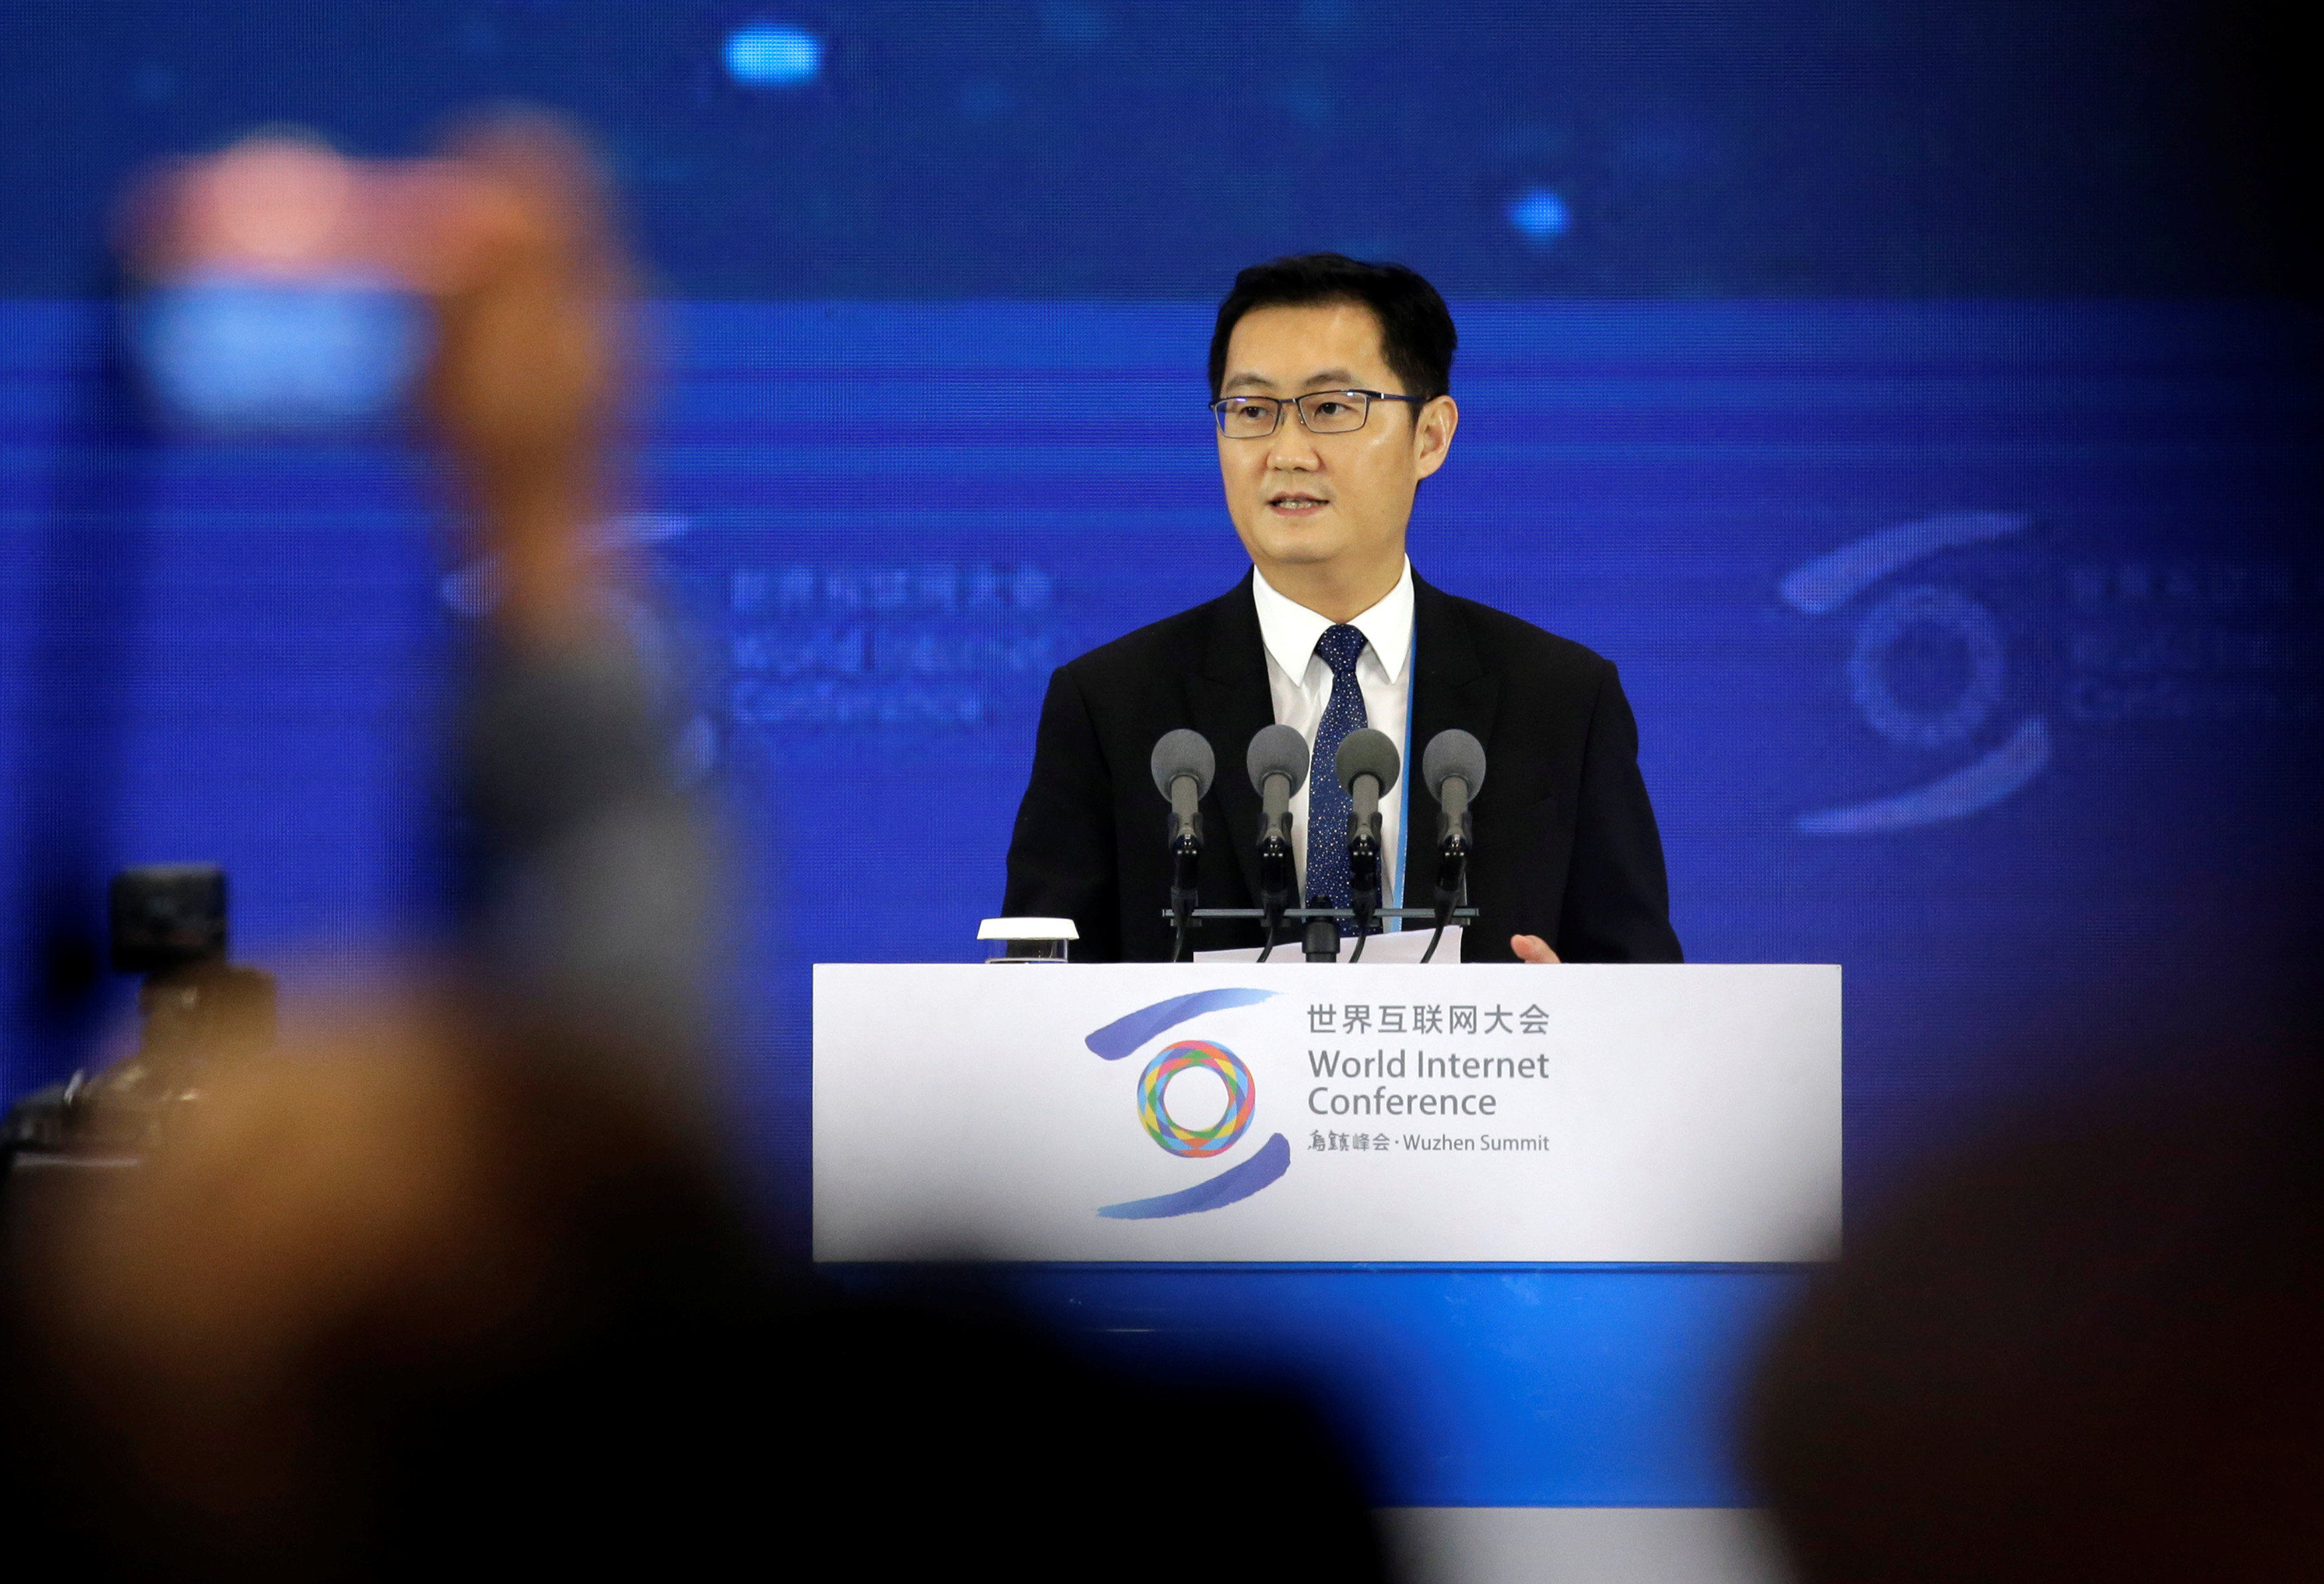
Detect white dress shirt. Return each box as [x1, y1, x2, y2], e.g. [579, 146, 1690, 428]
[1250, 558, 1415, 910]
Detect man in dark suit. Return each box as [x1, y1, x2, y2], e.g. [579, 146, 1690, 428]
[1003, 254, 1680, 965]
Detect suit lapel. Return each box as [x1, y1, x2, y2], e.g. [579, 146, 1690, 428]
[1402, 571, 1499, 915]
[1185, 571, 1277, 906]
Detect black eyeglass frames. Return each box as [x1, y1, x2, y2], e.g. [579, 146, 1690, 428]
[1210, 389, 1421, 437]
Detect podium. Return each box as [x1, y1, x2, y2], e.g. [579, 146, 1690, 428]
[815, 963, 1838, 1584]
[815, 963, 1839, 1265]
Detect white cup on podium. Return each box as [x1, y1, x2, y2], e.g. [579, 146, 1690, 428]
[977, 917, 1079, 963]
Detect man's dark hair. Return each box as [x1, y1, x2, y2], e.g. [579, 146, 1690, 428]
[1208, 254, 1456, 408]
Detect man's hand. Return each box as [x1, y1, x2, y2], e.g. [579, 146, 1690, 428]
[130, 117, 628, 649]
[420, 115, 629, 647]
[1512, 934, 1560, 963]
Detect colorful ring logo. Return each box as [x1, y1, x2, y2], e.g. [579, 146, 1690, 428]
[1137, 1040, 1256, 1158]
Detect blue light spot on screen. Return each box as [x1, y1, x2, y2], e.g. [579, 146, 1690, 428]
[1507, 187, 1572, 242]
[724, 23, 822, 87]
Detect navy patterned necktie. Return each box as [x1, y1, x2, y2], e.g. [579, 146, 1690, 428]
[1305, 623, 1370, 935]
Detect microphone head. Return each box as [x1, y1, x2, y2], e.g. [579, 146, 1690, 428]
[1422, 728, 1486, 802]
[1246, 724, 1311, 795]
[1334, 728, 1401, 795]
[1149, 728, 1216, 801]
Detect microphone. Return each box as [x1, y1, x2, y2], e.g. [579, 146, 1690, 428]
[1422, 728, 1486, 937]
[1333, 728, 1401, 949]
[1245, 725, 1309, 955]
[1150, 729, 1214, 849]
[1149, 730, 1214, 957]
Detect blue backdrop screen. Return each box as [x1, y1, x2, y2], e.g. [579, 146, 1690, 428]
[15, 299, 2317, 1145]
[5, 299, 2315, 1504]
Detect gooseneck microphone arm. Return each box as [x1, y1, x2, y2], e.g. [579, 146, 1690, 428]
[1157, 727, 1471, 959]
[1333, 729, 1402, 963]
[1256, 775, 1298, 961]
[1420, 729, 1486, 965]
[1167, 783, 1202, 963]
[1149, 730, 1216, 963]
[1426, 785, 1470, 963]
[1345, 777, 1383, 958]
[1246, 725, 1311, 963]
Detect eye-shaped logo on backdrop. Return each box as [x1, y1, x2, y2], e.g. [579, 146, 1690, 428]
[1782, 511, 2052, 833]
[1084, 989, 1289, 1220]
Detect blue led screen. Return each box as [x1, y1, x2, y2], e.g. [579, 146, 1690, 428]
[7, 297, 2316, 1501]
[10, 295, 2317, 1149]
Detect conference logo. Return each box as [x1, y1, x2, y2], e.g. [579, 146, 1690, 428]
[1137, 1042, 1256, 1157]
[1782, 511, 2050, 832]
[1083, 989, 1289, 1220]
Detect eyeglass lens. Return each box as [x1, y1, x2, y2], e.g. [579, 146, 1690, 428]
[1215, 391, 1372, 437]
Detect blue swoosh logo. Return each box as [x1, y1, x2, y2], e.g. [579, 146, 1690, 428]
[1098, 1133, 1290, 1220]
[1084, 987, 1277, 1060]
[1797, 715, 2051, 833]
[1779, 511, 2030, 615]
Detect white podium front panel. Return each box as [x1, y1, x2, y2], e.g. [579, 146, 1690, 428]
[813, 963, 1839, 1263]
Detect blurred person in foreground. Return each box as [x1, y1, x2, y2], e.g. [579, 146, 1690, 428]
[1748, 1064, 2324, 1584]
[0, 120, 1387, 1581]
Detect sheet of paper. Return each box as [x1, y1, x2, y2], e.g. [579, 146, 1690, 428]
[1195, 925, 1462, 965]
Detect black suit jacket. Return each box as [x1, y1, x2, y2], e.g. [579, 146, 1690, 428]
[1002, 569, 1682, 963]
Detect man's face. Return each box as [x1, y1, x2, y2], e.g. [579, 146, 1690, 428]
[1215, 299, 1456, 586]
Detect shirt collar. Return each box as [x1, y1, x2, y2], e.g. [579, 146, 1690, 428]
[1250, 557, 1415, 685]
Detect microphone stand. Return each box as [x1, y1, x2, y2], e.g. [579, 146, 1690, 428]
[1301, 900, 1342, 963]
[1422, 783, 1473, 964]
[1163, 777, 1204, 963]
[1422, 835, 1467, 963]
[1255, 830, 1297, 963]
[1344, 774, 1384, 963]
[1253, 768, 1300, 963]
[1175, 764, 1480, 960]
[1163, 904, 1478, 951]
[1168, 831, 1200, 963]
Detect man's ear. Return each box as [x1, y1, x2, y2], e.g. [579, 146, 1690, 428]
[1412, 394, 1459, 481]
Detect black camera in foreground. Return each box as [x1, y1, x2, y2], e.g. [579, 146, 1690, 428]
[2, 864, 276, 1176]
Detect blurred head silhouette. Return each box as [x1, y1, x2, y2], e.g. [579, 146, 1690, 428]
[3, 110, 1390, 1584]
[1749, 1066, 2324, 1584]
